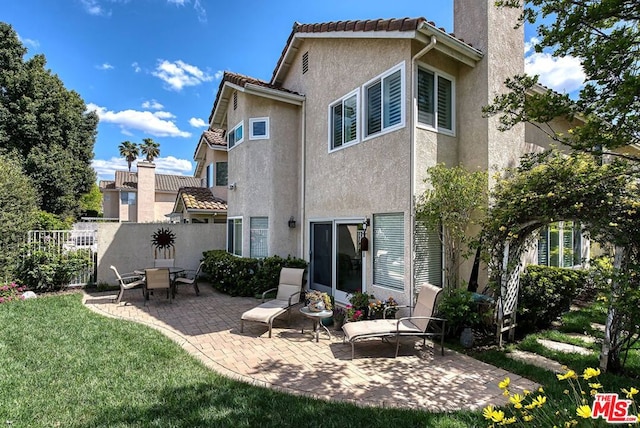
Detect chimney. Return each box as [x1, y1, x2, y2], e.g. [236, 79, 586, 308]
[136, 161, 156, 222]
[453, 0, 525, 178]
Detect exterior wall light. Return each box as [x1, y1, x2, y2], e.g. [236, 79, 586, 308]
[288, 216, 296, 228]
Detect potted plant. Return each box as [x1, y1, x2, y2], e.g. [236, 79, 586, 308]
[305, 290, 332, 312]
[436, 288, 481, 348]
[368, 296, 399, 319]
[347, 291, 375, 318]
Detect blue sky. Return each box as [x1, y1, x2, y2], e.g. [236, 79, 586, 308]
[3, 0, 585, 183]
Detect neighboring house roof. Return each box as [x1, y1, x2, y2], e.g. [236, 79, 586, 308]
[194, 128, 226, 163]
[99, 171, 203, 192]
[174, 187, 228, 213]
[209, 71, 305, 127]
[271, 17, 484, 86]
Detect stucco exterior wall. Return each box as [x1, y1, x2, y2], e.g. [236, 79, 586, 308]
[96, 222, 225, 285]
[226, 91, 301, 258]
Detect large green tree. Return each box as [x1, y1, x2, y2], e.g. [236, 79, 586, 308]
[487, 0, 639, 158]
[0, 154, 38, 280]
[0, 22, 98, 217]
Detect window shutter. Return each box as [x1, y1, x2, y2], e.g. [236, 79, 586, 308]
[366, 81, 382, 136]
[414, 221, 442, 287]
[417, 68, 434, 126]
[537, 227, 549, 266]
[250, 217, 268, 258]
[344, 94, 357, 143]
[437, 76, 452, 130]
[562, 222, 574, 267]
[384, 70, 402, 127]
[373, 213, 405, 290]
[573, 223, 583, 266]
[332, 103, 343, 148]
[549, 223, 560, 267]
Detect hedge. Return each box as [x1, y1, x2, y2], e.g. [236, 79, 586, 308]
[201, 250, 308, 297]
[517, 265, 589, 334]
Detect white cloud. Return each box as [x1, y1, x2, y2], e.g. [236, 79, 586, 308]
[142, 100, 165, 110]
[86, 102, 191, 138]
[92, 156, 193, 182]
[152, 60, 213, 91]
[80, 0, 110, 16]
[18, 35, 39, 49]
[189, 117, 207, 128]
[214, 70, 224, 80]
[166, 0, 206, 23]
[131, 62, 141, 73]
[97, 63, 114, 70]
[524, 37, 586, 94]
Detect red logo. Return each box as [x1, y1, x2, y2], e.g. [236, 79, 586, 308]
[591, 393, 638, 423]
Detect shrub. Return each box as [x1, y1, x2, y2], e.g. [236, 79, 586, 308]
[0, 282, 27, 303]
[436, 288, 481, 337]
[517, 265, 588, 334]
[17, 248, 90, 291]
[201, 250, 307, 297]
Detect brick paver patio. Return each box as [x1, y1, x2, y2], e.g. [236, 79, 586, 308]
[83, 283, 538, 412]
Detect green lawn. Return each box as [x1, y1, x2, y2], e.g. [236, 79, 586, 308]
[0, 294, 480, 428]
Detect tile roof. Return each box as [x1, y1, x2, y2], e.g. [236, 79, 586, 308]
[208, 71, 303, 124]
[202, 128, 227, 147]
[271, 17, 477, 84]
[99, 171, 203, 192]
[178, 187, 227, 211]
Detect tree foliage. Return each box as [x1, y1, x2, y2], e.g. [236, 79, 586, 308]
[488, 0, 639, 157]
[0, 22, 98, 217]
[118, 140, 139, 172]
[79, 183, 102, 216]
[482, 149, 640, 372]
[0, 154, 38, 280]
[415, 164, 488, 290]
[140, 137, 160, 162]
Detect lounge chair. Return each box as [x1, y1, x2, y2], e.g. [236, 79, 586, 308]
[240, 267, 305, 338]
[174, 261, 203, 296]
[144, 268, 172, 304]
[110, 265, 145, 304]
[342, 283, 446, 359]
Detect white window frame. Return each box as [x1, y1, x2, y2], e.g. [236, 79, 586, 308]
[416, 63, 456, 136]
[227, 121, 244, 150]
[328, 89, 360, 152]
[249, 117, 269, 140]
[227, 217, 243, 257]
[537, 221, 583, 268]
[250, 217, 269, 258]
[120, 191, 136, 205]
[362, 62, 406, 141]
[206, 162, 214, 187]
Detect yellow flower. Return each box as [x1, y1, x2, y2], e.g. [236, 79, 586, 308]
[503, 389, 510, 397]
[523, 389, 531, 395]
[590, 389, 598, 396]
[576, 405, 592, 419]
[509, 394, 524, 405]
[532, 395, 546, 408]
[582, 367, 601, 380]
[501, 416, 516, 425]
[483, 405, 496, 420]
[589, 383, 602, 389]
[557, 370, 577, 380]
[523, 415, 534, 422]
[499, 377, 511, 390]
[538, 386, 544, 393]
[491, 410, 505, 423]
[563, 389, 570, 395]
[525, 403, 537, 410]
[622, 387, 639, 399]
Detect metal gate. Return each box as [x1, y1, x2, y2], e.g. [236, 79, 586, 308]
[27, 228, 97, 287]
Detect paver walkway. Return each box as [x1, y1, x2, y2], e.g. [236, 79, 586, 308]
[83, 284, 538, 412]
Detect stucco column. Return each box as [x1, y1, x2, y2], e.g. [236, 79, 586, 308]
[136, 161, 156, 223]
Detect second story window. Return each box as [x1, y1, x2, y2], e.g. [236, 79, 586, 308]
[249, 117, 269, 140]
[417, 66, 454, 134]
[364, 62, 405, 139]
[215, 161, 228, 186]
[329, 89, 359, 151]
[228, 121, 244, 149]
[206, 163, 214, 187]
[120, 191, 136, 205]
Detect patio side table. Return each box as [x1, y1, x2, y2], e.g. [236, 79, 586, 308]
[300, 307, 333, 342]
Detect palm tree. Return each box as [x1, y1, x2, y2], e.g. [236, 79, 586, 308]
[140, 138, 160, 162]
[118, 141, 139, 172]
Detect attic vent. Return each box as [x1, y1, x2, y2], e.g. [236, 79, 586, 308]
[302, 51, 309, 74]
[233, 92, 238, 110]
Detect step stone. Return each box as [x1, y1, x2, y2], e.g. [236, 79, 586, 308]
[536, 338, 592, 356]
[507, 349, 564, 373]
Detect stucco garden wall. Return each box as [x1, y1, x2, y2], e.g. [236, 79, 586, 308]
[96, 222, 225, 285]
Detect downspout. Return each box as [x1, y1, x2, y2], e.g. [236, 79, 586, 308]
[410, 34, 437, 307]
[300, 99, 306, 260]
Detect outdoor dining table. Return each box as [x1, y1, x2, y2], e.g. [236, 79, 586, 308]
[134, 267, 186, 297]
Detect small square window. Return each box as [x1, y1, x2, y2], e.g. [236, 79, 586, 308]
[249, 118, 269, 140]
